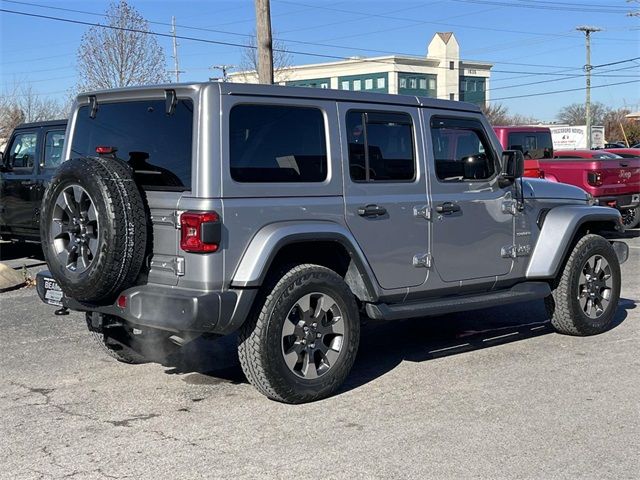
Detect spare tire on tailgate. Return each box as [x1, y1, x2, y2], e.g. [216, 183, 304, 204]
[40, 157, 147, 303]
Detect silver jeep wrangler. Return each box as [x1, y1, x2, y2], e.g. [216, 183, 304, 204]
[36, 83, 628, 403]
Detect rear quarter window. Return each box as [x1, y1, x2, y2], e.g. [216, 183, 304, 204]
[229, 104, 328, 183]
[71, 99, 193, 191]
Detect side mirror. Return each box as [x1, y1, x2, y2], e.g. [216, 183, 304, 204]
[502, 150, 524, 180]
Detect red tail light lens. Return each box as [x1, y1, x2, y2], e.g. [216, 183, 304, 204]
[587, 171, 603, 187]
[96, 146, 117, 154]
[180, 211, 220, 253]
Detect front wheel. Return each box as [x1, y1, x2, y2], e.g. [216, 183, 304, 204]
[545, 234, 621, 336]
[238, 264, 360, 404]
[620, 207, 640, 229]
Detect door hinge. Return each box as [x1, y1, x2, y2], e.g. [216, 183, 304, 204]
[413, 253, 432, 268]
[413, 205, 431, 220]
[501, 200, 518, 215]
[150, 211, 183, 229]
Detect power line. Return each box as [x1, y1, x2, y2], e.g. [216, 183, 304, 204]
[490, 79, 640, 101]
[451, 0, 630, 14]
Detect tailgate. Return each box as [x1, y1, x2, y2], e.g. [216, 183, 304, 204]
[599, 158, 640, 195]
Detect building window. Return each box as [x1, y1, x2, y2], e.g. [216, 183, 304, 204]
[377, 77, 385, 89]
[353, 80, 361, 91]
[230, 104, 327, 183]
[419, 78, 427, 90]
[450, 93, 455, 100]
[478, 82, 485, 92]
[460, 81, 467, 92]
[341, 81, 349, 90]
[321, 82, 329, 89]
[429, 78, 436, 90]
[410, 78, 417, 89]
[399, 77, 407, 88]
[449, 61, 455, 70]
[365, 78, 373, 90]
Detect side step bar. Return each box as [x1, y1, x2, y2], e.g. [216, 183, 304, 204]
[365, 282, 551, 321]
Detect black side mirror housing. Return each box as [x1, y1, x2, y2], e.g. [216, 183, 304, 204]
[502, 150, 525, 180]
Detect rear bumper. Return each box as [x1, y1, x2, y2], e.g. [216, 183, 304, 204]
[594, 193, 640, 209]
[36, 271, 256, 335]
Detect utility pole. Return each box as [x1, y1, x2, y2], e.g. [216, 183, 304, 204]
[577, 25, 601, 150]
[210, 65, 236, 82]
[170, 16, 184, 83]
[254, 0, 274, 84]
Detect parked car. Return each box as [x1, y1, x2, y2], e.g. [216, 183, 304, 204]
[36, 83, 627, 403]
[601, 148, 640, 158]
[493, 126, 552, 178]
[603, 142, 626, 149]
[541, 149, 640, 228]
[0, 120, 67, 241]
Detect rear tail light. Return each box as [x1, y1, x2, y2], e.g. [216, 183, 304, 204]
[180, 211, 220, 253]
[96, 146, 117, 155]
[587, 171, 603, 187]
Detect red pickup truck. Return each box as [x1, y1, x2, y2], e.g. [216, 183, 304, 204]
[540, 149, 640, 228]
[493, 126, 552, 178]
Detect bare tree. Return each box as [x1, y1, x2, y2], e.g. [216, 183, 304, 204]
[76, 1, 168, 91]
[238, 32, 293, 83]
[482, 102, 538, 126]
[557, 101, 609, 125]
[1, 82, 64, 142]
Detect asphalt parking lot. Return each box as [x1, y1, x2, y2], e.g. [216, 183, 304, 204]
[1, 233, 638, 480]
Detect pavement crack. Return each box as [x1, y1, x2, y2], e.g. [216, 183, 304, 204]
[105, 413, 160, 427]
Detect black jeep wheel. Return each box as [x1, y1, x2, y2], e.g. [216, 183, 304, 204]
[238, 264, 360, 404]
[40, 158, 147, 303]
[545, 234, 621, 336]
[621, 207, 639, 229]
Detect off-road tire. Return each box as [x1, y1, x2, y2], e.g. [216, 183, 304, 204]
[621, 207, 639, 229]
[545, 234, 621, 336]
[40, 157, 147, 302]
[238, 264, 360, 404]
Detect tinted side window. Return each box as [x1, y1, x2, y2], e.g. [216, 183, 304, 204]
[507, 132, 553, 159]
[43, 130, 65, 170]
[431, 117, 496, 182]
[4, 131, 37, 173]
[72, 99, 193, 191]
[230, 104, 327, 183]
[346, 111, 415, 182]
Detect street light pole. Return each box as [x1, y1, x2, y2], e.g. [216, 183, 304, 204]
[577, 26, 601, 150]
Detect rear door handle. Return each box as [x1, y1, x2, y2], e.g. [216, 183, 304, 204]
[436, 202, 461, 214]
[357, 204, 387, 217]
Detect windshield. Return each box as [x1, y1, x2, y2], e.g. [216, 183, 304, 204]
[71, 99, 194, 191]
[507, 131, 553, 160]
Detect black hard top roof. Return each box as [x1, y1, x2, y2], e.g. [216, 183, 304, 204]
[15, 119, 67, 129]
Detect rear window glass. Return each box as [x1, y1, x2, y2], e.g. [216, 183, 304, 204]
[71, 99, 193, 191]
[507, 132, 553, 160]
[229, 104, 327, 182]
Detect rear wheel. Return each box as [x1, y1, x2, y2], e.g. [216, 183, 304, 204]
[545, 234, 621, 336]
[620, 207, 639, 229]
[238, 264, 360, 404]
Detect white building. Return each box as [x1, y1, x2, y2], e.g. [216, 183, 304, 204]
[229, 32, 492, 106]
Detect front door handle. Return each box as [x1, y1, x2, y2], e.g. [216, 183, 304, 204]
[357, 204, 387, 217]
[436, 202, 461, 214]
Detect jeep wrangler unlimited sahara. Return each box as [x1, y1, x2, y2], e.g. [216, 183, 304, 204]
[36, 83, 628, 403]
